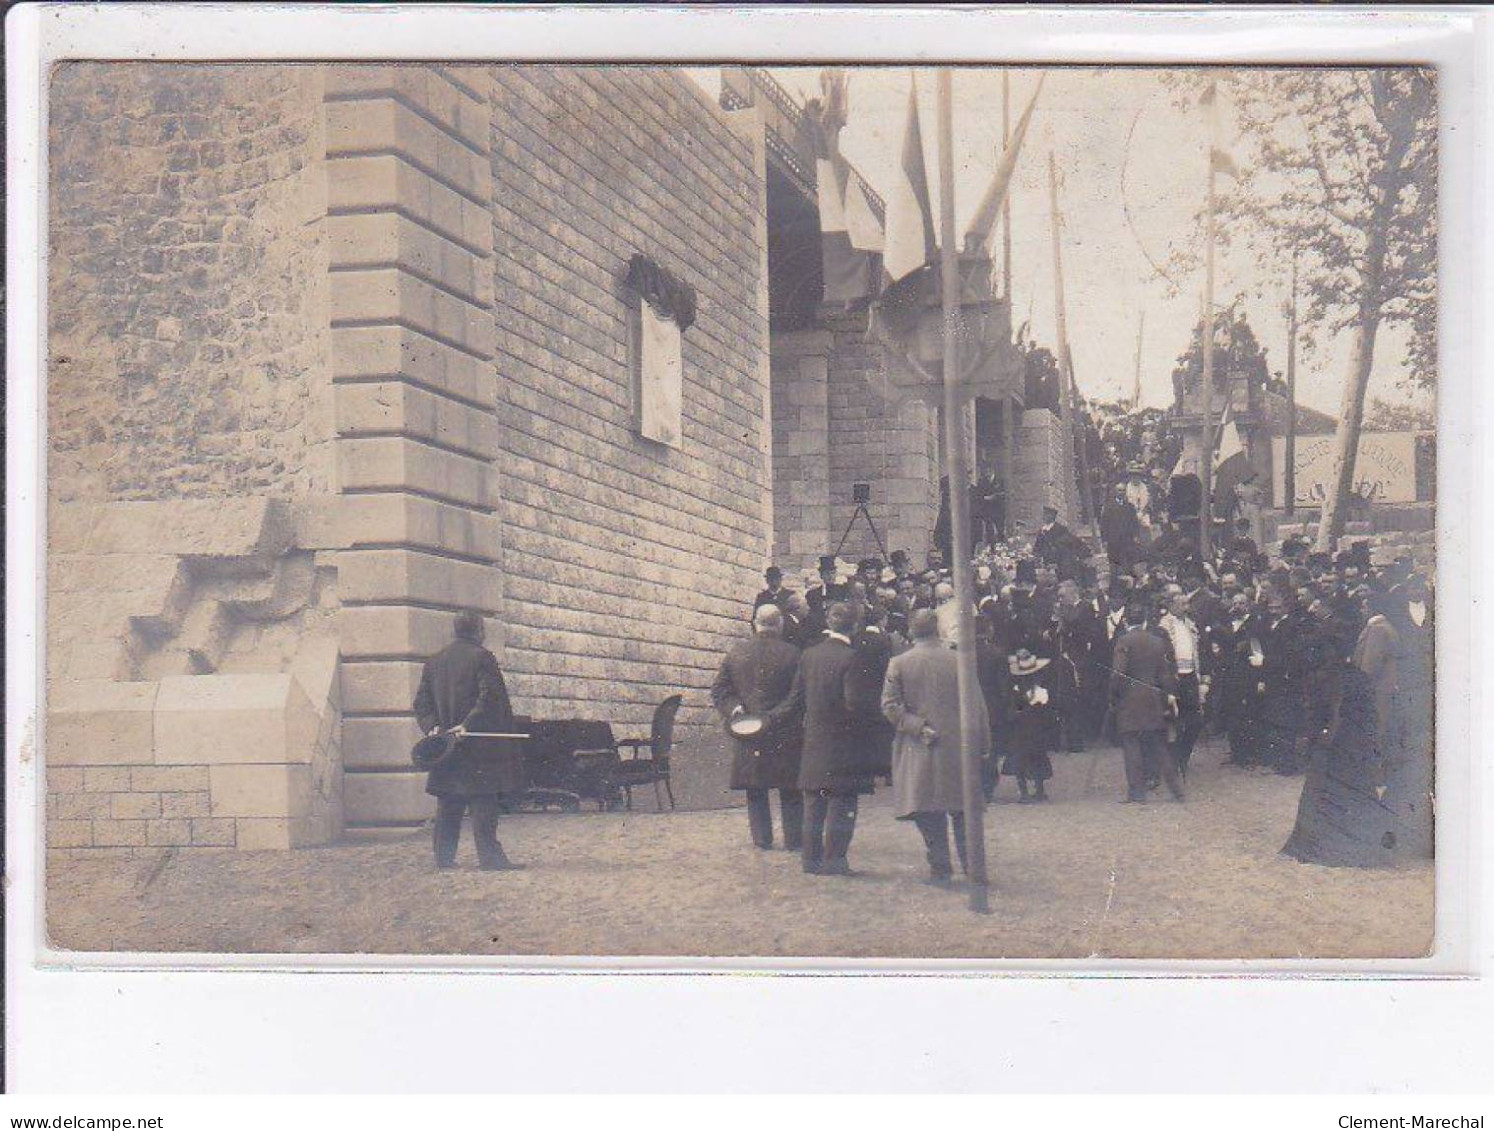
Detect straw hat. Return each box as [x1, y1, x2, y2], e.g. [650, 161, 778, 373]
[1008, 649, 1050, 676]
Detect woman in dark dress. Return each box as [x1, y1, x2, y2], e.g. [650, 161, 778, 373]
[1281, 658, 1401, 868]
[1001, 649, 1058, 802]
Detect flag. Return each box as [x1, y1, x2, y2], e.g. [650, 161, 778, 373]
[882, 74, 936, 284]
[965, 72, 1046, 252]
[817, 157, 881, 302]
[811, 70, 884, 305]
[877, 74, 938, 336]
[1211, 147, 1241, 180]
[1201, 80, 1243, 181]
[1213, 403, 1253, 503]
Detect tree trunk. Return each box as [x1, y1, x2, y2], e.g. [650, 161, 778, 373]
[1315, 281, 1384, 551]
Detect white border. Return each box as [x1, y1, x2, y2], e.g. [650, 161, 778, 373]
[7, 3, 1491, 1092]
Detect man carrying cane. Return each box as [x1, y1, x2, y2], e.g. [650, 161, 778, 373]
[413, 611, 526, 871]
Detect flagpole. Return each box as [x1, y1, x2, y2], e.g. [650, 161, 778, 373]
[1047, 153, 1092, 533]
[1200, 87, 1218, 563]
[1284, 251, 1298, 516]
[1001, 71, 1012, 302]
[1132, 310, 1145, 408]
[1000, 70, 1017, 538]
[936, 69, 991, 915]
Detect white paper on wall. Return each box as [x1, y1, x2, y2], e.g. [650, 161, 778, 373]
[636, 301, 683, 448]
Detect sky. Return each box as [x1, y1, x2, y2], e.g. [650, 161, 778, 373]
[685, 66, 1431, 417]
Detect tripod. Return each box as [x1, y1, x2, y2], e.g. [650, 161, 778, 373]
[833, 500, 888, 561]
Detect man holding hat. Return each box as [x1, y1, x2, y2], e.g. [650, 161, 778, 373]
[711, 605, 804, 851]
[413, 611, 524, 870]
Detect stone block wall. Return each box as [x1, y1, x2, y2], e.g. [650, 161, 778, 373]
[46, 63, 774, 833]
[484, 67, 768, 810]
[1013, 408, 1077, 533]
[824, 308, 939, 568]
[320, 64, 504, 826]
[48, 63, 333, 505]
[46, 501, 343, 854]
[770, 330, 832, 570]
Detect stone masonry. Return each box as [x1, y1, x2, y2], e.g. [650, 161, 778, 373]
[484, 68, 768, 813]
[48, 64, 334, 505]
[47, 63, 770, 843]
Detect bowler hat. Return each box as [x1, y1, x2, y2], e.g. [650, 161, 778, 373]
[1014, 559, 1038, 586]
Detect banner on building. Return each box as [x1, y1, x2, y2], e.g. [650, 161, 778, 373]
[1272, 431, 1425, 508]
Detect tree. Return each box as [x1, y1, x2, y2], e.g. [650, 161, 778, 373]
[1363, 396, 1435, 433]
[1194, 70, 1437, 548]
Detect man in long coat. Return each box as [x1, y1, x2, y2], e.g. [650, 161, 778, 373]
[1258, 587, 1313, 775]
[849, 603, 896, 782]
[1109, 600, 1182, 803]
[1099, 486, 1142, 573]
[711, 605, 804, 851]
[767, 603, 873, 876]
[414, 611, 525, 870]
[881, 610, 990, 884]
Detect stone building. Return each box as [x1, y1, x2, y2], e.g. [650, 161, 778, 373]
[45, 63, 1069, 848]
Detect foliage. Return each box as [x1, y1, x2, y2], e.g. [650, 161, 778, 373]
[1363, 396, 1435, 432]
[1170, 69, 1437, 391]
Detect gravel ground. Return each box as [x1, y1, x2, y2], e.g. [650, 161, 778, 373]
[47, 737, 1433, 960]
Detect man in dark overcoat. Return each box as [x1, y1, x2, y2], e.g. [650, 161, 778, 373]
[767, 603, 873, 876]
[753, 566, 793, 614]
[1033, 504, 1086, 582]
[711, 604, 804, 851]
[1099, 486, 1142, 573]
[1109, 600, 1182, 803]
[1258, 587, 1313, 775]
[848, 602, 896, 782]
[413, 611, 524, 870]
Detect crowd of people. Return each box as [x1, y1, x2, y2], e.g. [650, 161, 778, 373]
[723, 479, 1434, 880]
[404, 465, 1433, 882]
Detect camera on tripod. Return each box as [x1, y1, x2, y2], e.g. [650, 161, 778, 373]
[835, 482, 886, 560]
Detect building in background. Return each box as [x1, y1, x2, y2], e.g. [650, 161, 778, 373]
[45, 63, 1068, 847]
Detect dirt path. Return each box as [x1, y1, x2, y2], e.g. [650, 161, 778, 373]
[47, 737, 1433, 960]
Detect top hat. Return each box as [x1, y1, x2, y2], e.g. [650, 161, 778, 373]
[818, 554, 838, 573]
[1014, 559, 1039, 586]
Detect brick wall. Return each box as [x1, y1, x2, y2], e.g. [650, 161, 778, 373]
[486, 68, 768, 809]
[48, 63, 333, 505]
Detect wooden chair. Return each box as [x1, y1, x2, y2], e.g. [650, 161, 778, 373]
[610, 694, 682, 812]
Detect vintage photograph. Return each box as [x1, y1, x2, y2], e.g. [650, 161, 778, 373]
[42, 61, 1436, 960]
